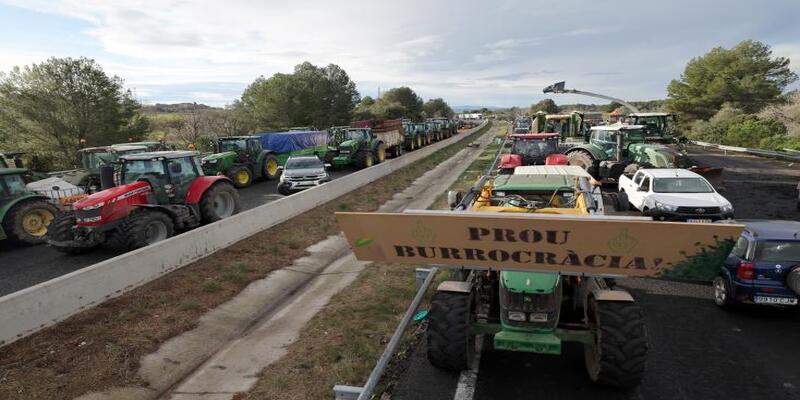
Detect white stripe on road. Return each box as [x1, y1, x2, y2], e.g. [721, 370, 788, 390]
[453, 335, 484, 400]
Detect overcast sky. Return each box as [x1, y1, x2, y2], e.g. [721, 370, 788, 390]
[1, 0, 799, 108]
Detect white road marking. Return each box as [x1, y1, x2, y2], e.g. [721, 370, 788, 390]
[453, 335, 484, 400]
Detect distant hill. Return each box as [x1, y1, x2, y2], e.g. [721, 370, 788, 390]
[142, 102, 217, 113]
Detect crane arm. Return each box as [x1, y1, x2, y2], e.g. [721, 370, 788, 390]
[542, 81, 641, 114]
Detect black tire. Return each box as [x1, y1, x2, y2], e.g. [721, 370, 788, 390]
[407, 138, 416, 151]
[3, 199, 58, 245]
[228, 166, 253, 188]
[48, 213, 96, 254]
[427, 291, 475, 371]
[788, 268, 800, 296]
[567, 150, 595, 170]
[121, 209, 174, 250]
[613, 192, 630, 212]
[278, 185, 292, 196]
[199, 182, 241, 223]
[417, 135, 423, 149]
[262, 154, 281, 180]
[713, 276, 738, 309]
[356, 151, 374, 169]
[584, 299, 647, 388]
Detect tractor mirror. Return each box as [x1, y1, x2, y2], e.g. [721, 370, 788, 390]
[447, 190, 464, 209]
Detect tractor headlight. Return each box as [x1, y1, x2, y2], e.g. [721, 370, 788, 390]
[507, 311, 526, 322]
[654, 200, 678, 212]
[82, 202, 104, 210]
[164, 184, 175, 197]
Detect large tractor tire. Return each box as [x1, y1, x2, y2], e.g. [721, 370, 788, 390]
[3, 199, 57, 245]
[376, 143, 387, 163]
[407, 138, 416, 152]
[584, 299, 647, 388]
[229, 166, 253, 188]
[262, 154, 281, 180]
[48, 213, 97, 254]
[417, 135, 424, 149]
[121, 209, 174, 250]
[427, 291, 475, 371]
[199, 182, 241, 223]
[356, 151, 375, 169]
[393, 144, 403, 158]
[567, 150, 595, 171]
[612, 192, 630, 212]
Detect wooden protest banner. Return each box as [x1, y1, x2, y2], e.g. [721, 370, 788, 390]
[336, 211, 745, 278]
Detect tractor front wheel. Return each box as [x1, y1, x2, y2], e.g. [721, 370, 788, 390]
[417, 135, 423, 148]
[584, 298, 647, 388]
[229, 166, 253, 188]
[199, 182, 241, 223]
[567, 150, 595, 171]
[48, 213, 98, 254]
[427, 291, 475, 371]
[263, 155, 280, 180]
[4, 200, 57, 245]
[376, 143, 387, 163]
[122, 210, 174, 250]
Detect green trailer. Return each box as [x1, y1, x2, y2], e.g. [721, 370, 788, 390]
[0, 168, 58, 245]
[201, 132, 327, 188]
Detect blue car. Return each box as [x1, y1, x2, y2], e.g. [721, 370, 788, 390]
[713, 220, 800, 309]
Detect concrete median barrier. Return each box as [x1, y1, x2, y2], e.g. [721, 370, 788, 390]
[0, 121, 489, 347]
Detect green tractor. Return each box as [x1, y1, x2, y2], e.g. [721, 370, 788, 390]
[0, 168, 58, 245]
[565, 123, 677, 182]
[325, 126, 402, 169]
[401, 120, 427, 151]
[56, 145, 149, 193]
[427, 118, 456, 139]
[425, 121, 445, 142]
[626, 112, 678, 142]
[200, 136, 281, 188]
[532, 111, 587, 143]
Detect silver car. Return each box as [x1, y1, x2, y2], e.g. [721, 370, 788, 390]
[277, 156, 330, 195]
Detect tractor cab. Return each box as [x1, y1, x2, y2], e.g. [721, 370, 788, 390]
[328, 127, 371, 148]
[588, 124, 646, 160]
[118, 141, 173, 152]
[626, 112, 677, 141]
[544, 112, 586, 142]
[120, 151, 203, 204]
[216, 136, 262, 162]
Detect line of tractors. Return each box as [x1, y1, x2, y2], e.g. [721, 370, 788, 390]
[0, 117, 464, 251]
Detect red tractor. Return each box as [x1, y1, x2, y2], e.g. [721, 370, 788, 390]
[499, 133, 566, 174]
[48, 151, 241, 253]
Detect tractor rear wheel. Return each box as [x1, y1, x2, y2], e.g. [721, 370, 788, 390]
[417, 135, 423, 148]
[584, 298, 647, 388]
[122, 209, 174, 249]
[427, 291, 475, 371]
[229, 166, 253, 188]
[612, 192, 630, 212]
[393, 144, 403, 158]
[356, 151, 374, 169]
[263, 155, 280, 180]
[48, 213, 98, 254]
[3, 200, 57, 245]
[567, 150, 595, 170]
[376, 143, 387, 163]
[199, 182, 241, 223]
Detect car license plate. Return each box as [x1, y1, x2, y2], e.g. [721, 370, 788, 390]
[687, 219, 713, 223]
[754, 296, 798, 305]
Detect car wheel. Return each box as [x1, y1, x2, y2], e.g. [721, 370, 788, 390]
[713, 276, 737, 309]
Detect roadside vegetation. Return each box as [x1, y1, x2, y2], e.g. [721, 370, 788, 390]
[0, 123, 490, 400]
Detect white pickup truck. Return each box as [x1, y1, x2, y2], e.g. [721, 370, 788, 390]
[618, 168, 734, 222]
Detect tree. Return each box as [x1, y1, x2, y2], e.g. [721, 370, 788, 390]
[423, 98, 454, 118]
[667, 40, 798, 121]
[0, 57, 148, 167]
[237, 61, 360, 131]
[530, 98, 559, 114]
[381, 87, 423, 120]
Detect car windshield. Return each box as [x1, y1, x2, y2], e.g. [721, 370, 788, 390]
[122, 159, 166, 184]
[652, 177, 713, 193]
[756, 241, 800, 262]
[3, 174, 27, 196]
[512, 139, 557, 157]
[286, 158, 323, 169]
[219, 139, 247, 152]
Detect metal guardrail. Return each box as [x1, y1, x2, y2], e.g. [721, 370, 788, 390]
[334, 125, 508, 400]
[691, 141, 800, 162]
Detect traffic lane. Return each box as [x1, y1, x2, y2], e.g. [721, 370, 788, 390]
[392, 279, 800, 400]
[0, 168, 356, 297]
[237, 168, 352, 210]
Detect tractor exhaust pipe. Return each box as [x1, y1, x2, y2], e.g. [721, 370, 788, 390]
[615, 133, 624, 162]
[100, 165, 115, 190]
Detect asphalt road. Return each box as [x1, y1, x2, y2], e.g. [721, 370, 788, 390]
[391, 146, 800, 400]
[0, 168, 352, 297]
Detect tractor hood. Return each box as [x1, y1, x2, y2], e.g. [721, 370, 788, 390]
[202, 151, 236, 163]
[501, 271, 559, 293]
[74, 181, 151, 210]
[628, 143, 676, 168]
[338, 139, 359, 150]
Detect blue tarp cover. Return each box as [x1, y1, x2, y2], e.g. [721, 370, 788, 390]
[256, 130, 328, 153]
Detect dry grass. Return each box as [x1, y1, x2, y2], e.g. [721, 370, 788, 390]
[0, 123, 491, 400]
